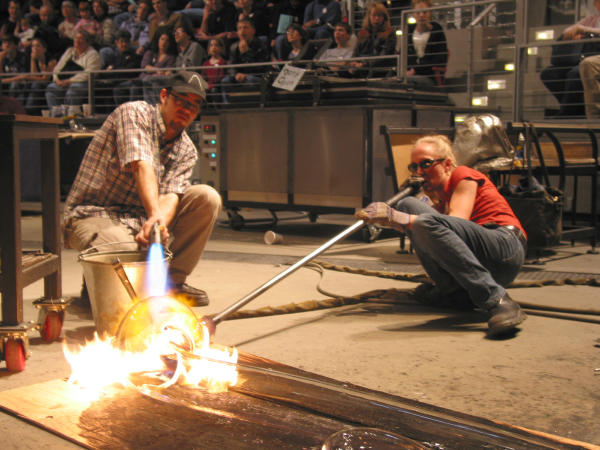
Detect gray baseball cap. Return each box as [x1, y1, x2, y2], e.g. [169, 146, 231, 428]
[169, 71, 208, 101]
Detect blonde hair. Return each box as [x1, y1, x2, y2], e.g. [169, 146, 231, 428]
[362, 2, 391, 32]
[414, 134, 457, 167]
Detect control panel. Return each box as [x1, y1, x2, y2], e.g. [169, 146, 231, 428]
[189, 115, 220, 188]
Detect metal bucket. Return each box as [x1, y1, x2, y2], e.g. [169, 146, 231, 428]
[78, 244, 171, 337]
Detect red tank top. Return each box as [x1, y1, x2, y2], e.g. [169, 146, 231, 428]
[444, 166, 526, 237]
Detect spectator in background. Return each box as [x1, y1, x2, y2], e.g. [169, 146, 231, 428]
[92, 0, 116, 47]
[234, 0, 268, 39]
[0, 36, 27, 102]
[174, 23, 206, 67]
[106, 0, 128, 17]
[318, 21, 356, 75]
[148, 0, 189, 52]
[201, 37, 226, 102]
[349, 1, 396, 78]
[118, 0, 152, 55]
[579, 54, 600, 119]
[195, 0, 237, 45]
[97, 29, 142, 105]
[35, 4, 64, 57]
[74, 1, 102, 44]
[46, 29, 102, 107]
[539, 0, 600, 118]
[58, 1, 80, 45]
[179, 0, 205, 28]
[142, 29, 178, 102]
[116, 30, 176, 103]
[406, 0, 447, 87]
[285, 23, 308, 60]
[6, 37, 57, 114]
[222, 18, 269, 87]
[302, 0, 340, 40]
[15, 16, 36, 51]
[270, 0, 306, 60]
[1, 0, 21, 39]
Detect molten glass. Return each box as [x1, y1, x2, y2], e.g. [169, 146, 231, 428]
[115, 295, 202, 354]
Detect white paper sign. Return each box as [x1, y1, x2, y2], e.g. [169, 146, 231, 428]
[272, 64, 306, 92]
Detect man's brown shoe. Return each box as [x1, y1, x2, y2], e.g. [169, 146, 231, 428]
[172, 283, 210, 307]
[487, 294, 526, 337]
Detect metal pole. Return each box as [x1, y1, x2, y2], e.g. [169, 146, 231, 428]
[211, 181, 423, 325]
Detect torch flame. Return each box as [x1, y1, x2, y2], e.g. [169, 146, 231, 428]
[64, 241, 237, 398]
[64, 315, 238, 399]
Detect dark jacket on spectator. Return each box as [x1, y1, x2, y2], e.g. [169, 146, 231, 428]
[353, 26, 396, 77]
[101, 48, 142, 80]
[227, 37, 269, 75]
[407, 21, 448, 80]
[205, 1, 237, 37]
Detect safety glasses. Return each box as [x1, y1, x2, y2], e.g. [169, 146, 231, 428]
[408, 158, 446, 173]
[169, 92, 201, 114]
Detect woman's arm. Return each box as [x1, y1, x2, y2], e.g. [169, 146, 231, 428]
[447, 179, 477, 219]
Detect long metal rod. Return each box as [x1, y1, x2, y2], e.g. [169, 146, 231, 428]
[211, 182, 422, 325]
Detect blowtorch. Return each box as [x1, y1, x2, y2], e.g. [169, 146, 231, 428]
[200, 176, 425, 338]
[151, 223, 163, 246]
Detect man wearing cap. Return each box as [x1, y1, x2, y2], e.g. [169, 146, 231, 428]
[63, 71, 220, 307]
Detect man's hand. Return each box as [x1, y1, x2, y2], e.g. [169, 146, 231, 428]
[136, 217, 169, 246]
[235, 72, 248, 82]
[355, 202, 411, 229]
[238, 39, 249, 54]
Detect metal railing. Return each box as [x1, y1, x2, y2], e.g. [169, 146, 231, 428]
[2, 0, 597, 123]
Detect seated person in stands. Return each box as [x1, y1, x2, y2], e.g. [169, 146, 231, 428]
[118, 0, 152, 55]
[46, 30, 102, 108]
[144, 24, 205, 102]
[302, 0, 340, 40]
[15, 16, 36, 51]
[35, 5, 64, 58]
[270, 0, 306, 60]
[195, 0, 237, 44]
[348, 2, 396, 78]
[3, 37, 56, 114]
[202, 37, 227, 102]
[580, 54, 600, 119]
[98, 29, 142, 105]
[175, 23, 206, 67]
[406, 0, 448, 88]
[92, 0, 117, 47]
[318, 22, 356, 75]
[285, 23, 309, 61]
[222, 18, 269, 87]
[0, 36, 27, 102]
[147, 0, 190, 52]
[234, 0, 269, 39]
[117, 30, 176, 103]
[539, 0, 600, 117]
[0, 0, 21, 40]
[74, 1, 103, 44]
[58, 0, 80, 47]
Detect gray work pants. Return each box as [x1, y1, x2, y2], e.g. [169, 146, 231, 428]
[65, 184, 222, 284]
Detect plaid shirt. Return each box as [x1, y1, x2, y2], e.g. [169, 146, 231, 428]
[63, 101, 198, 238]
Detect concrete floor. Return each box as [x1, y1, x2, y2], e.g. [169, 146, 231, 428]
[1, 210, 600, 448]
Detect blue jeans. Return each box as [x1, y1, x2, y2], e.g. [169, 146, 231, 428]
[45, 81, 89, 107]
[396, 197, 525, 310]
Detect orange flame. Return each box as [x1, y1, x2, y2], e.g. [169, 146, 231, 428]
[63, 299, 238, 398]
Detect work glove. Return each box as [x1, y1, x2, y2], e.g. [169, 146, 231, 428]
[355, 202, 411, 229]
